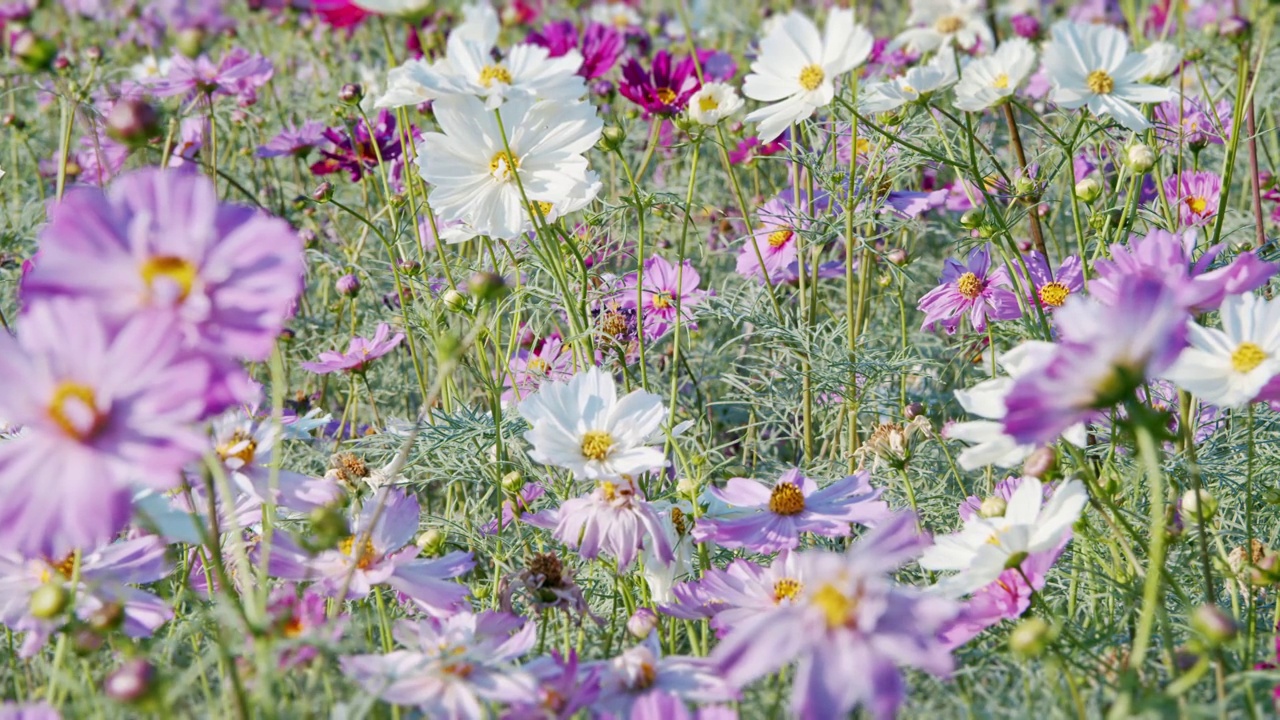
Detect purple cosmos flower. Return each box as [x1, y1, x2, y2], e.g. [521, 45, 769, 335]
[310, 110, 405, 181]
[343, 611, 537, 719]
[734, 192, 821, 284]
[210, 411, 342, 513]
[0, 535, 173, 657]
[693, 469, 889, 554]
[712, 513, 960, 720]
[1015, 252, 1084, 311]
[480, 484, 547, 536]
[503, 650, 602, 720]
[503, 337, 572, 405]
[0, 298, 210, 557]
[697, 49, 737, 82]
[265, 584, 345, 668]
[671, 552, 809, 636]
[23, 168, 305, 367]
[152, 48, 274, 105]
[300, 322, 405, 374]
[917, 244, 1023, 334]
[1003, 276, 1189, 445]
[619, 255, 707, 340]
[532, 478, 673, 570]
[1154, 97, 1232, 149]
[256, 120, 328, 158]
[594, 635, 734, 717]
[1091, 228, 1278, 313]
[618, 51, 700, 116]
[1164, 170, 1222, 228]
[271, 488, 474, 615]
[528, 21, 623, 80]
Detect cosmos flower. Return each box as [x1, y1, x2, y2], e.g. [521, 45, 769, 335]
[23, 168, 304, 368]
[953, 37, 1037, 112]
[527, 21, 625, 80]
[1015, 252, 1084, 311]
[311, 109, 405, 181]
[741, 8, 873, 142]
[300, 323, 405, 375]
[503, 336, 573, 405]
[1164, 170, 1222, 228]
[687, 82, 744, 126]
[618, 255, 707, 340]
[0, 298, 210, 557]
[209, 411, 343, 513]
[342, 611, 537, 719]
[593, 635, 733, 716]
[734, 191, 823, 284]
[415, 95, 602, 240]
[859, 46, 958, 113]
[1042, 20, 1173, 131]
[618, 51, 700, 116]
[517, 366, 666, 481]
[921, 477, 1086, 597]
[1154, 97, 1232, 148]
[256, 120, 328, 159]
[504, 650, 602, 720]
[917, 244, 1022, 334]
[669, 551, 810, 634]
[152, 48, 274, 104]
[539, 477, 674, 570]
[712, 513, 959, 719]
[1003, 276, 1188, 445]
[891, 0, 993, 54]
[692, 469, 889, 554]
[265, 584, 345, 668]
[1163, 292, 1280, 410]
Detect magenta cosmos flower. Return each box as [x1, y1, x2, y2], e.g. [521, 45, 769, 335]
[527, 21, 624, 80]
[301, 322, 405, 374]
[734, 192, 819, 284]
[619, 255, 707, 340]
[1004, 276, 1188, 445]
[0, 298, 210, 557]
[918, 244, 1022, 334]
[1164, 170, 1222, 228]
[712, 513, 960, 720]
[23, 168, 304, 366]
[1015, 252, 1084, 311]
[619, 51, 700, 116]
[693, 469, 889, 554]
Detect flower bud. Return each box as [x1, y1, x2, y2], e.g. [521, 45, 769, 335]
[311, 181, 333, 203]
[1009, 617, 1055, 658]
[416, 529, 447, 557]
[1009, 14, 1041, 39]
[468, 271, 510, 305]
[339, 83, 364, 105]
[1022, 447, 1056, 479]
[1013, 176, 1037, 197]
[676, 475, 700, 497]
[13, 31, 58, 73]
[104, 659, 156, 704]
[1124, 143, 1156, 174]
[1180, 489, 1216, 523]
[501, 470, 525, 494]
[1074, 176, 1102, 204]
[336, 273, 360, 297]
[175, 28, 206, 59]
[598, 126, 626, 152]
[1219, 16, 1251, 42]
[29, 583, 68, 619]
[397, 259, 421, 276]
[86, 601, 124, 633]
[1191, 605, 1238, 645]
[627, 608, 658, 639]
[959, 209, 984, 230]
[106, 98, 162, 147]
[885, 248, 909, 266]
[441, 288, 467, 312]
[978, 496, 1008, 519]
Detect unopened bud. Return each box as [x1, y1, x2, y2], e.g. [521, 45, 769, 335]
[1180, 489, 1216, 523]
[86, 601, 123, 633]
[1009, 617, 1055, 658]
[29, 583, 68, 619]
[959, 209, 984, 230]
[1219, 15, 1251, 42]
[598, 126, 626, 152]
[336, 273, 360, 297]
[885, 248, 908, 266]
[104, 659, 156, 704]
[979, 496, 1008, 518]
[626, 608, 658, 639]
[106, 98, 161, 147]
[468, 271, 509, 304]
[416, 529, 447, 557]
[903, 402, 926, 421]
[1191, 605, 1238, 645]
[311, 181, 333, 203]
[441, 288, 466, 312]
[339, 83, 364, 105]
[1124, 143, 1156, 174]
[13, 31, 58, 73]
[175, 28, 206, 58]
[1074, 176, 1102, 204]
[501, 470, 525, 494]
[1022, 447, 1056, 478]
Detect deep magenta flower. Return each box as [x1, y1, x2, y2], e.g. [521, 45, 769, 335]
[693, 469, 889, 554]
[1164, 170, 1222, 228]
[917, 244, 1022, 334]
[503, 336, 572, 405]
[528, 21, 623, 80]
[619, 255, 707, 340]
[0, 298, 210, 557]
[301, 323, 405, 374]
[310, 110, 405, 181]
[618, 51, 700, 116]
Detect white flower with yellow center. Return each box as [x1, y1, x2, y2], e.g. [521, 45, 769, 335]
[891, 0, 992, 54]
[1042, 20, 1173, 132]
[415, 95, 602, 240]
[921, 477, 1087, 597]
[687, 82, 744, 126]
[1163, 292, 1280, 410]
[741, 8, 873, 142]
[518, 366, 668, 481]
[859, 46, 959, 113]
[953, 37, 1037, 112]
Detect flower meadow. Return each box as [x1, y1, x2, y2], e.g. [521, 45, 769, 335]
[3, 1, 1280, 718]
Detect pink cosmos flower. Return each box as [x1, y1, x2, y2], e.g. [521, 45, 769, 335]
[1164, 170, 1222, 228]
[265, 584, 346, 668]
[531, 477, 673, 570]
[734, 193, 817, 284]
[619, 255, 707, 340]
[152, 48, 274, 105]
[301, 322, 405, 374]
[503, 337, 572, 405]
[917, 244, 1022, 334]
[1015, 252, 1084, 311]
[692, 469, 889, 554]
[593, 635, 734, 717]
[504, 651, 602, 720]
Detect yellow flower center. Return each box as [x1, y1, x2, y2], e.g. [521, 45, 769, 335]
[600, 480, 618, 501]
[478, 64, 512, 87]
[1038, 281, 1070, 307]
[48, 382, 105, 441]
[217, 430, 258, 466]
[339, 536, 378, 570]
[488, 151, 520, 182]
[581, 430, 614, 461]
[1086, 69, 1114, 95]
[773, 577, 802, 602]
[656, 87, 676, 105]
[652, 291, 673, 309]
[768, 482, 806, 516]
[935, 15, 964, 34]
[798, 64, 825, 91]
[854, 137, 872, 154]
[992, 72, 1010, 90]
[1186, 196, 1208, 215]
[140, 255, 197, 301]
[1232, 342, 1268, 373]
[698, 93, 719, 112]
[811, 583, 854, 629]
[532, 200, 554, 216]
[282, 616, 305, 638]
[633, 662, 657, 690]
[956, 271, 983, 300]
[525, 357, 550, 374]
[767, 228, 794, 248]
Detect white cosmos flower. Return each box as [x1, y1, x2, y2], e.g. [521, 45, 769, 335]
[742, 8, 873, 142]
[860, 46, 959, 113]
[416, 95, 602, 240]
[455, 0, 500, 45]
[518, 366, 668, 482]
[1139, 41, 1183, 82]
[946, 342, 1087, 470]
[891, 0, 993, 54]
[1162, 292, 1280, 410]
[953, 37, 1037, 112]
[687, 82, 744, 126]
[1042, 20, 1173, 131]
[920, 477, 1088, 597]
[352, 0, 432, 16]
[589, 1, 642, 30]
